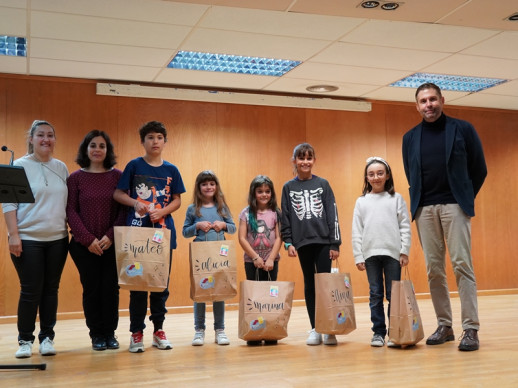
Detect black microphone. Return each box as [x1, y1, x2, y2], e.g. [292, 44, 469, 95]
[2, 145, 14, 165]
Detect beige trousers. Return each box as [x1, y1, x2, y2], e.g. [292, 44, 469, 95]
[415, 204, 479, 331]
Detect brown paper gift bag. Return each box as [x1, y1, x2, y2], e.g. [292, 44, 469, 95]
[238, 280, 295, 341]
[388, 275, 425, 346]
[315, 271, 357, 335]
[114, 226, 171, 292]
[189, 240, 237, 302]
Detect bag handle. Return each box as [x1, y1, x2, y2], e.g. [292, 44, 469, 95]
[401, 266, 411, 280]
[254, 268, 273, 281]
[314, 257, 340, 274]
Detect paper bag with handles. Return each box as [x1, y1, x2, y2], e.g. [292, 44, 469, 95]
[388, 277, 425, 346]
[315, 270, 356, 335]
[238, 279, 295, 341]
[114, 226, 171, 292]
[189, 240, 237, 302]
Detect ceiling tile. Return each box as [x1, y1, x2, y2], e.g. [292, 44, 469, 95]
[438, 0, 518, 31]
[264, 76, 378, 97]
[155, 68, 276, 89]
[287, 62, 409, 85]
[169, 0, 291, 12]
[200, 6, 365, 40]
[312, 42, 451, 71]
[30, 58, 160, 81]
[461, 31, 518, 60]
[342, 20, 499, 52]
[181, 28, 329, 60]
[0, 56, 26, 74]
[31, 0, 208, 25]
[449, 93, 518, 110]
[478, 80, 518, 97]
[0, 7, 27, 36]
[424, 54, 518, 79]
[30, 38, 174, 67]
[31, 11, 191, 49]
[290, 0, 468, 23]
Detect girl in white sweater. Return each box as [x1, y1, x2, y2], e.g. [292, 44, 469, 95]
[352, 157, 411, 348]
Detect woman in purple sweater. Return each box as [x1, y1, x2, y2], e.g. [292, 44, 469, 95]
[66, 130, 125, 351]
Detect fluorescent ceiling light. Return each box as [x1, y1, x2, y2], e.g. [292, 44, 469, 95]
[390, 72, 507, 93]
[0, 35, 26, 57]
[168, 51, 301, 76]
[96, 83, 372, 112]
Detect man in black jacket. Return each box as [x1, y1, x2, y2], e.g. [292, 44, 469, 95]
[402, 83, 487, 351]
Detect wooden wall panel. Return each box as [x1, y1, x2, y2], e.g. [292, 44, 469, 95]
[0, 74, 517, 320]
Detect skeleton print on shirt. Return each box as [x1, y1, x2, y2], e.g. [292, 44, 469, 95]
[289, 187, 324, 220]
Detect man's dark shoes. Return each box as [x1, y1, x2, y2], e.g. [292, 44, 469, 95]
[458, 329, 479, 351]
[426, 325, 455, 345]
[106, 336, 120, 350]
[92, 337, 107, 351]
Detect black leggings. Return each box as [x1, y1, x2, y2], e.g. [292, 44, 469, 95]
[297, 244, 332, 328]
[11, 237, 69, 343]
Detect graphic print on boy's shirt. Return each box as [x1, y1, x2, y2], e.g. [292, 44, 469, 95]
[131, 174, 171, 228]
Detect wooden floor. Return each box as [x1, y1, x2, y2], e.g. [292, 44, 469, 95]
[0, 294, 517, 387]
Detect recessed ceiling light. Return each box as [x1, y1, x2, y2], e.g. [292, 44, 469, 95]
[381, 2, 399, 10]
[168, 51, 301, 77]
[361, 1, 380, 8]
[0, 35, 26, 57]
[306, 85, 339, 93]
[507, 12, 518, 21]
[390, 72, 508, 93]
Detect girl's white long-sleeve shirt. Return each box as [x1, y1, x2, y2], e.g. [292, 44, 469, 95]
[351, 191, 411, 264]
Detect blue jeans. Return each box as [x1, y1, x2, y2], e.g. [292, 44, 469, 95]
[11, 237, 69, 343]
[129, 250, 172, 333]
[194, 301, 225, 331]
[365, 255, 401, 337]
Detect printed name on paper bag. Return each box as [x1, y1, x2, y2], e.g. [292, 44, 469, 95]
[331, 288, 350, 304]
[219, 244, 229, 257]
[123, 238, 164, 258]
[246, 298, 285, 313]
[194, 257, 231, 273]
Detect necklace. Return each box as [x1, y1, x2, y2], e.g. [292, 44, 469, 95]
[30, 154, 66, 186]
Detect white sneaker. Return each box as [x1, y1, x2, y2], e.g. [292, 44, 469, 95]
[15, 340, 33, 358]
[215, 329, 230, 345]
[306, 329, 322, 346]
[152, 330, 172, 350]
[387, 339, 401, 348]
[371, 334, 385, 347]
[39, 337, 56, 356]
[192, 330, 205, 346]
[323, 334, 337, 345]
[129, 331, 145, 353]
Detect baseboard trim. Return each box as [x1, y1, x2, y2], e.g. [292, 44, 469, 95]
[1, 288, 517, 325]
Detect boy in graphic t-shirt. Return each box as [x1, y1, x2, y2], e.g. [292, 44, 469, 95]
[114, 121, 186, 353]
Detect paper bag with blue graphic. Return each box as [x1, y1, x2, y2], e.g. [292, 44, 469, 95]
[388, 279, 425, 345]
[315, 272, 357, 335]
[189, 240, 237, 302]
[114, 226, 171, 292]
[238, 280, 295, 341]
